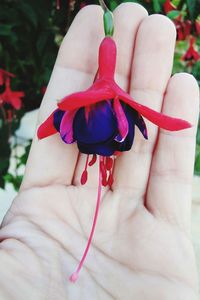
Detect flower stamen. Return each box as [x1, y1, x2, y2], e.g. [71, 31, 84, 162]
[106, 157, 113, 171]
[100, 157, 108, 186]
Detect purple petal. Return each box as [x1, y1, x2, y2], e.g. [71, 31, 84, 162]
[53, 109, 65, 131]
[135, 114, 148, 139]
[60, 110, 77, 144]
[73, 101, 118, 144]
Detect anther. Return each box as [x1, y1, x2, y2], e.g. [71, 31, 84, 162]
[89, 154, 97, 166]
[81, 155, 89, 185]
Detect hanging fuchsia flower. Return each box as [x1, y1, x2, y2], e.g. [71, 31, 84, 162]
[38, 37, 191, 155]
[0, 68, 15, 86]
[80, 2, 86, 9]
[182, 36, 200, 64]
[0, 78, 24, 110]
[175, 18, 192, 41]
[163, 0, 176, 14]
[38, 1, 192, 283]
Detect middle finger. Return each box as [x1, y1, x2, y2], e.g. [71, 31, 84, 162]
[113, 14, 176, 199]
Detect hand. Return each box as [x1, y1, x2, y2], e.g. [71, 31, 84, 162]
[0, 3, 199, 300]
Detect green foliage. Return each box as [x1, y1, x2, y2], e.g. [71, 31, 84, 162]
[0, 107, 24, 189]
[187, 0, 200, 20]
[3, 141, 31, 190]
[167, 10, 180, 19]
[4, 173, 23, 191]
[0, 0, 67, 111]
[16, 142, 31, 169]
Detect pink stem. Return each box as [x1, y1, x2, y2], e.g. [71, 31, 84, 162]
[69, 156, 103, 282]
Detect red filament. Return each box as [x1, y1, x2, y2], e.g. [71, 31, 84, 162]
[106, 157, 113, 171]
[69, 156, 103, 282]
[100, 158, 107, 186]
[108, 171, 114, 187]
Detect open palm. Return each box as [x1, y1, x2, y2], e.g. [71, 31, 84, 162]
[0, 3, 199, 300]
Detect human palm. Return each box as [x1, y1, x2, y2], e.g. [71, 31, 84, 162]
[0, 3, 199, 300]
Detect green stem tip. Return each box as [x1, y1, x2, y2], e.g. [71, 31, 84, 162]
[99, 0, 114, 37]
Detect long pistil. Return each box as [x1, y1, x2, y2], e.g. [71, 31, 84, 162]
[69, 156, 103, 282]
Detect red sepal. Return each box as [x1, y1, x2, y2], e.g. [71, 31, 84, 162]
[119, 92, 191, 131]
[58, 80, 115, 111]
[37, 110, 57, 139]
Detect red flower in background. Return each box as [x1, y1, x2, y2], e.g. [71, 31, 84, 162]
[80, 2, 86, 9]
[182, 37, 200, 65]
[163, 0, 176, 14]
[41, 85, 47, 95]
[175, 17, 192, 41]
[0, 78, 24, 110]
[0, 68, 15, 86]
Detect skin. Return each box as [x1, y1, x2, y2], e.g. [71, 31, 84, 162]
[0, 3, 199, 300]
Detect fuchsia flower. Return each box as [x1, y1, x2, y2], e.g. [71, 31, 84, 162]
[175, 18, 192, 41]
[0, 78, 24, 110]
[38, 37, 191, 154]
[0, 68, 15, 86]
[182, 36, 200, 64]
[163, 0, 176, 14]
[38, 35, 191, 282]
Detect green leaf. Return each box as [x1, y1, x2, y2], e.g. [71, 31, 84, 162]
[3, 173, 13, 182]
[0, 158, 9, 172]
[3, 173, 23, 191]
[186, 0, 197, 20]
[167, 10, 180, 20]
[152, 0, 162, 13]
[0, 24, 13, 36]
[36, 31, 51, 57]
[195, 148, 200, 175]
[17, 2, 38, 28]
[196, 120, 200, 145]
[109, 0, 118, 11]
[172, 0, 181, 6]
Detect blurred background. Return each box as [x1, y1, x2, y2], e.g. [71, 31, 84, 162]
[0, 0, 200, 281]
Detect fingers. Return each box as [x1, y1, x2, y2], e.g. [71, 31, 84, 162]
[146, 73, 199, 231]
[21, 6, 104, 190]
[73, 3, 148, 187]
[113, 15, 176, 197]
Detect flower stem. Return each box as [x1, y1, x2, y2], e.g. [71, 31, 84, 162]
[99, 0, 114, 37]
[99, 0, 108, 11]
